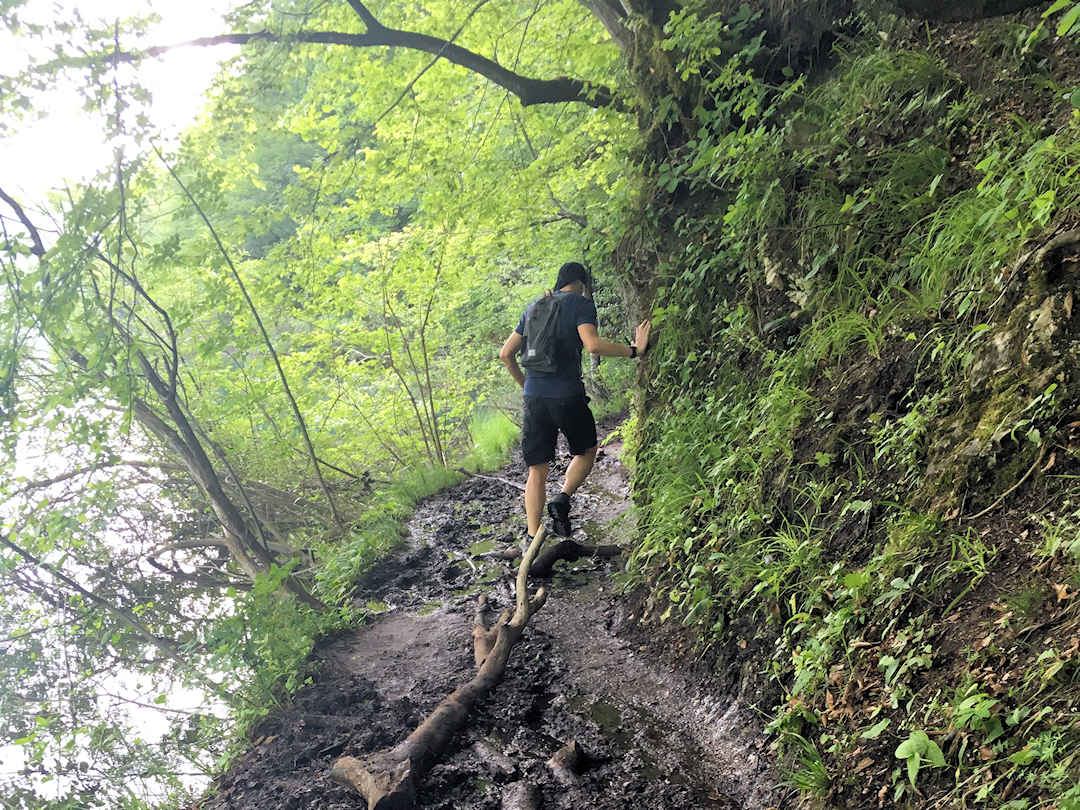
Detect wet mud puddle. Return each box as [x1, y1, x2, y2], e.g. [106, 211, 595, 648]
[202, 440, 784, 810]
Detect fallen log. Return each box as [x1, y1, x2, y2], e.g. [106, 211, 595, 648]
[331, 527, 550, 810]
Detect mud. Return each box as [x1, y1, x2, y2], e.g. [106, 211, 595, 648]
[200, 435, 786, 809]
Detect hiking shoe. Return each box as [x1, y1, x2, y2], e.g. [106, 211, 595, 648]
[546, 492, 572, 537]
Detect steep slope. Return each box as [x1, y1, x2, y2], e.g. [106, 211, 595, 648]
[620, 4, 1080, 807]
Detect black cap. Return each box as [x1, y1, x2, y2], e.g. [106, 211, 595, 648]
[554, 262, 591, 291]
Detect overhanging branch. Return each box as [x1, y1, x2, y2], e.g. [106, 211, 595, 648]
[121, 26, 623, 109]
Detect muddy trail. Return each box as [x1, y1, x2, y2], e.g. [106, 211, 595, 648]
[202, 435, 786, 809]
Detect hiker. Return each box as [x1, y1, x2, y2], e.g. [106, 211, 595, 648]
[499, 262, 650, 540]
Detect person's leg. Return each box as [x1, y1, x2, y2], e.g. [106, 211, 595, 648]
[562, 443, 598, 495]
[525, 463, 549, 537]
[560, 395, 599, 495]
[545, 395, 598, 537]
[521, 396, 557, 537]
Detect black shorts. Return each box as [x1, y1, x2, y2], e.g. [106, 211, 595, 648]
[522, 395, 598, 467]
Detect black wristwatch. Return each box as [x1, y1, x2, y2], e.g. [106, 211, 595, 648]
[629, 343, 638, 359]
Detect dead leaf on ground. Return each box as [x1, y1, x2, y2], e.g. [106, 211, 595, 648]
[854, 757, 874, 773]
[1053, 583, 1076, 602]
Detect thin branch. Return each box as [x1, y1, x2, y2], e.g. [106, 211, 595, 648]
[153, 144, 344, 529]
[0, 533, 183, 660]
[0, 185, 46, 257]
[98, 690, 207, 717]
[3, 459, 167, 500]
[372, 0, 493, 126]
[381, 291, 436, 464]
[962, 445, 1048, 522]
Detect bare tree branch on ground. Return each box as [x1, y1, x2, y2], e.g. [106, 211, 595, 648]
[331, 526, 551, 809]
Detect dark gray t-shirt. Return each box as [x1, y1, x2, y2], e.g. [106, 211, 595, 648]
[515, 292, 598, 398]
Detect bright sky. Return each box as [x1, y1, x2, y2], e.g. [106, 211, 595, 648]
[1, 0, 237, 209]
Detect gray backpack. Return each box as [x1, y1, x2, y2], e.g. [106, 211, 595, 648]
[521, 292, 568, 374]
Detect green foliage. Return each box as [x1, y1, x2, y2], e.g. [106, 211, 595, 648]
[894, 729, 947, 787]
[1046, 0, 1080, 38]
[781, 733, 830, 797]
[630, 21, 1080, 809]
[313, 466, 464, 606]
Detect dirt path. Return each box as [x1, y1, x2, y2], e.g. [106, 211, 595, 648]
[202, 436, 786, 809]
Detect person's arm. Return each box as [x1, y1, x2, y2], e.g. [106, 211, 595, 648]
[499, 330, 525, 388]
[578, 319, 651, 358]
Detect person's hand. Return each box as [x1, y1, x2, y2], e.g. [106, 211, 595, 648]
[634, 319, 651, 354]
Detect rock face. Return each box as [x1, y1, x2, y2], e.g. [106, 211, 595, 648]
[923, 233, 1080, 512]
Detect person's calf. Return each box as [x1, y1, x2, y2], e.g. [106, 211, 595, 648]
[562, 444, 598, 496]
[525, 462, 549, 537]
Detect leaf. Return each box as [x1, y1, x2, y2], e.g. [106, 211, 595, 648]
[1058, 4, 1080, 36]
[895, 737, 918, 758]
[1009, 747, 1038, 766]
[1054, 583, 1077, 601]
[906, 751, 920, 786]
[1043, 659, 1064, 681]
[844, 571, 870, 590]
[861, 718, 891, 739]
[1045, 0, 1075, 16]
[923, 739, 946, 767]
[879, 654, 900, 684]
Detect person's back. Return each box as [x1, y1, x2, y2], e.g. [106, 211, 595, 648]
[499, 262, 650, 540]
[518, 289, 596, 399]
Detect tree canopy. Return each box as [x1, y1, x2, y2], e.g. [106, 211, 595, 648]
[0, 0, 641, 804]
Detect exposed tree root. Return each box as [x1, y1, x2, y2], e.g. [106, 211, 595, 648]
[330, 527, 550, 809]
[476, 538, 620, 578]
[529, 539, 620, 579]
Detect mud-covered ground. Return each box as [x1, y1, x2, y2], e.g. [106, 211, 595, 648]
[200, 436, 787, 809]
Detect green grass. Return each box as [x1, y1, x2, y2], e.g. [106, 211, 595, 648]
[461, 407, 519, 472]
